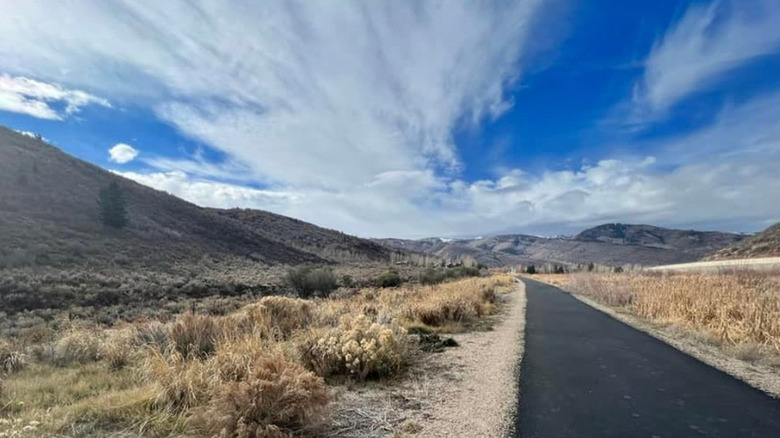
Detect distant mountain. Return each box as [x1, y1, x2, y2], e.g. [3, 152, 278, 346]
[376, 224, 744, 267]
[706, 222, 780, 260]
[575, 223, 745, 256]
[0, 126, 401, 270]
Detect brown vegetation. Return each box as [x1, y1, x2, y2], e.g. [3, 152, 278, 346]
[708, 222, 780, 260]
[562, 272, 780, 363]
[0, 275, 514, 437]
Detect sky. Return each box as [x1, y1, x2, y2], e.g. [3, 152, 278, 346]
[1, 0, 779, 239]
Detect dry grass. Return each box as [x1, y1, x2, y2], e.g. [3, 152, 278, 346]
[0, 275, 514, 437]
[565, 271, 780, 358]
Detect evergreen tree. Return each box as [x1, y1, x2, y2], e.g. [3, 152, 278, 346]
[99, 181, 128, 228]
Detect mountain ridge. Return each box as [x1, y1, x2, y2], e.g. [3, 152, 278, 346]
[376, 223, 744, 267]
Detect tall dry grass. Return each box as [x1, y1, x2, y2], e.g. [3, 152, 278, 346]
[568, 272, 780, 353]
[0, 275, 515, 437]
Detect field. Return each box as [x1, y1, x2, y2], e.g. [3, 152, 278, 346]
[536, 271, 780, 366]
[0, 275, 515, 438]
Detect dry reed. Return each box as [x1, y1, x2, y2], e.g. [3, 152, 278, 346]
[568, 272, 780, 352]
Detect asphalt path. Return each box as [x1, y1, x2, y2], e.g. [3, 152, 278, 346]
[516, 279, 780, 438]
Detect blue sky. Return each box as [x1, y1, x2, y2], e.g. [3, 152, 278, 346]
[1, 0, 779, 238]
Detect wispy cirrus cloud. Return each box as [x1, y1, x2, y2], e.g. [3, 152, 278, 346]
[634, 0, 780, 119]
[0, 1, 542, 189]
[0, 74, 110, 120]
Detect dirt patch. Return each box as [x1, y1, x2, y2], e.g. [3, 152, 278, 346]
[327, 281, 527, 437]
[570, 293, 780, 400]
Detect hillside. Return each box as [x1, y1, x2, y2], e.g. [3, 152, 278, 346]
[377, 224, 744, 268]
[214, 208, 397, 262]
[575, 223, 744, 255]
[0, 126, 397, 270]
[707, 222, 780, 260]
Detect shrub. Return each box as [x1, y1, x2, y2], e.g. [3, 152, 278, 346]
[341, 274, 354, 288]
[197, 353, 329, 438]
[136, 321, 170, 349]
[376, 269, 402, 288]
[299, 315, 407, 380]
[419, 268, 446, 285]
[526, 265, 536, 274]
[400, 278, 498, 327]
[224, 297, 313, 342]
[419, 266, 480, 285]
[100, 326, 137, 371]
[143, 349, 213, 412]
[170, 312, 220, 359]
[256, 297, 313, 339]
[287, 266, 338, 298]
[45, 326, 103, 366]
[0, 339, 26, 374]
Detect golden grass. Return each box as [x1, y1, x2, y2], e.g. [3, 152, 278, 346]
[0, 275, 515, 437]
[566, 272, 780, 353]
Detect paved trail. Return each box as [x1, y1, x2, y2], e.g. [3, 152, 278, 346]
[516, 279, 780, 438]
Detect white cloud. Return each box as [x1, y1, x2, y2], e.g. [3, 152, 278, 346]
[2, 2, 778, 236]
[116, 88, 780, 237]
[117, 150, 780, 238]
[635, 0, 780, 118]
[108, 143, 139, 164]
[0, 1, 541, 189]
[0, 73, 110, 120]
[116, 170, 301, 210]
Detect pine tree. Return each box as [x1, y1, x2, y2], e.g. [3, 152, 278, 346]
[99, 181, 128, 228]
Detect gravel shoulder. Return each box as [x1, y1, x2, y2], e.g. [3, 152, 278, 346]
[328, 281, 527, 437]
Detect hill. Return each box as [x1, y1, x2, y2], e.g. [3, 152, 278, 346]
[575, 223, 744, 257]
[214, 208, 396, 263]
[707, 222, 780, 260]
[377, 224, 744, 268]
[0, 126, 398, 270]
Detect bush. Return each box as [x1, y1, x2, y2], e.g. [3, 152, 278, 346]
[299, 315, 407, 380]
[376, 269, 402, 288]
[136, 321, 170, 349]
[402, 279, 497, 327]
[0, 339, 26, 374]
[198, 353, 329, 438]
[341, 274, 354, 288]
[419, 266, 480, 285]
[170, 312, 220, 359]
[143, 349, 213, 412]
[100, 326, 137, 371]
[526, 265, 536, 274]
[287, 266, 338, 298]
[419, 268, 447, 285]
[45, 326, 103, 366]
[226, 297, 313, 341]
